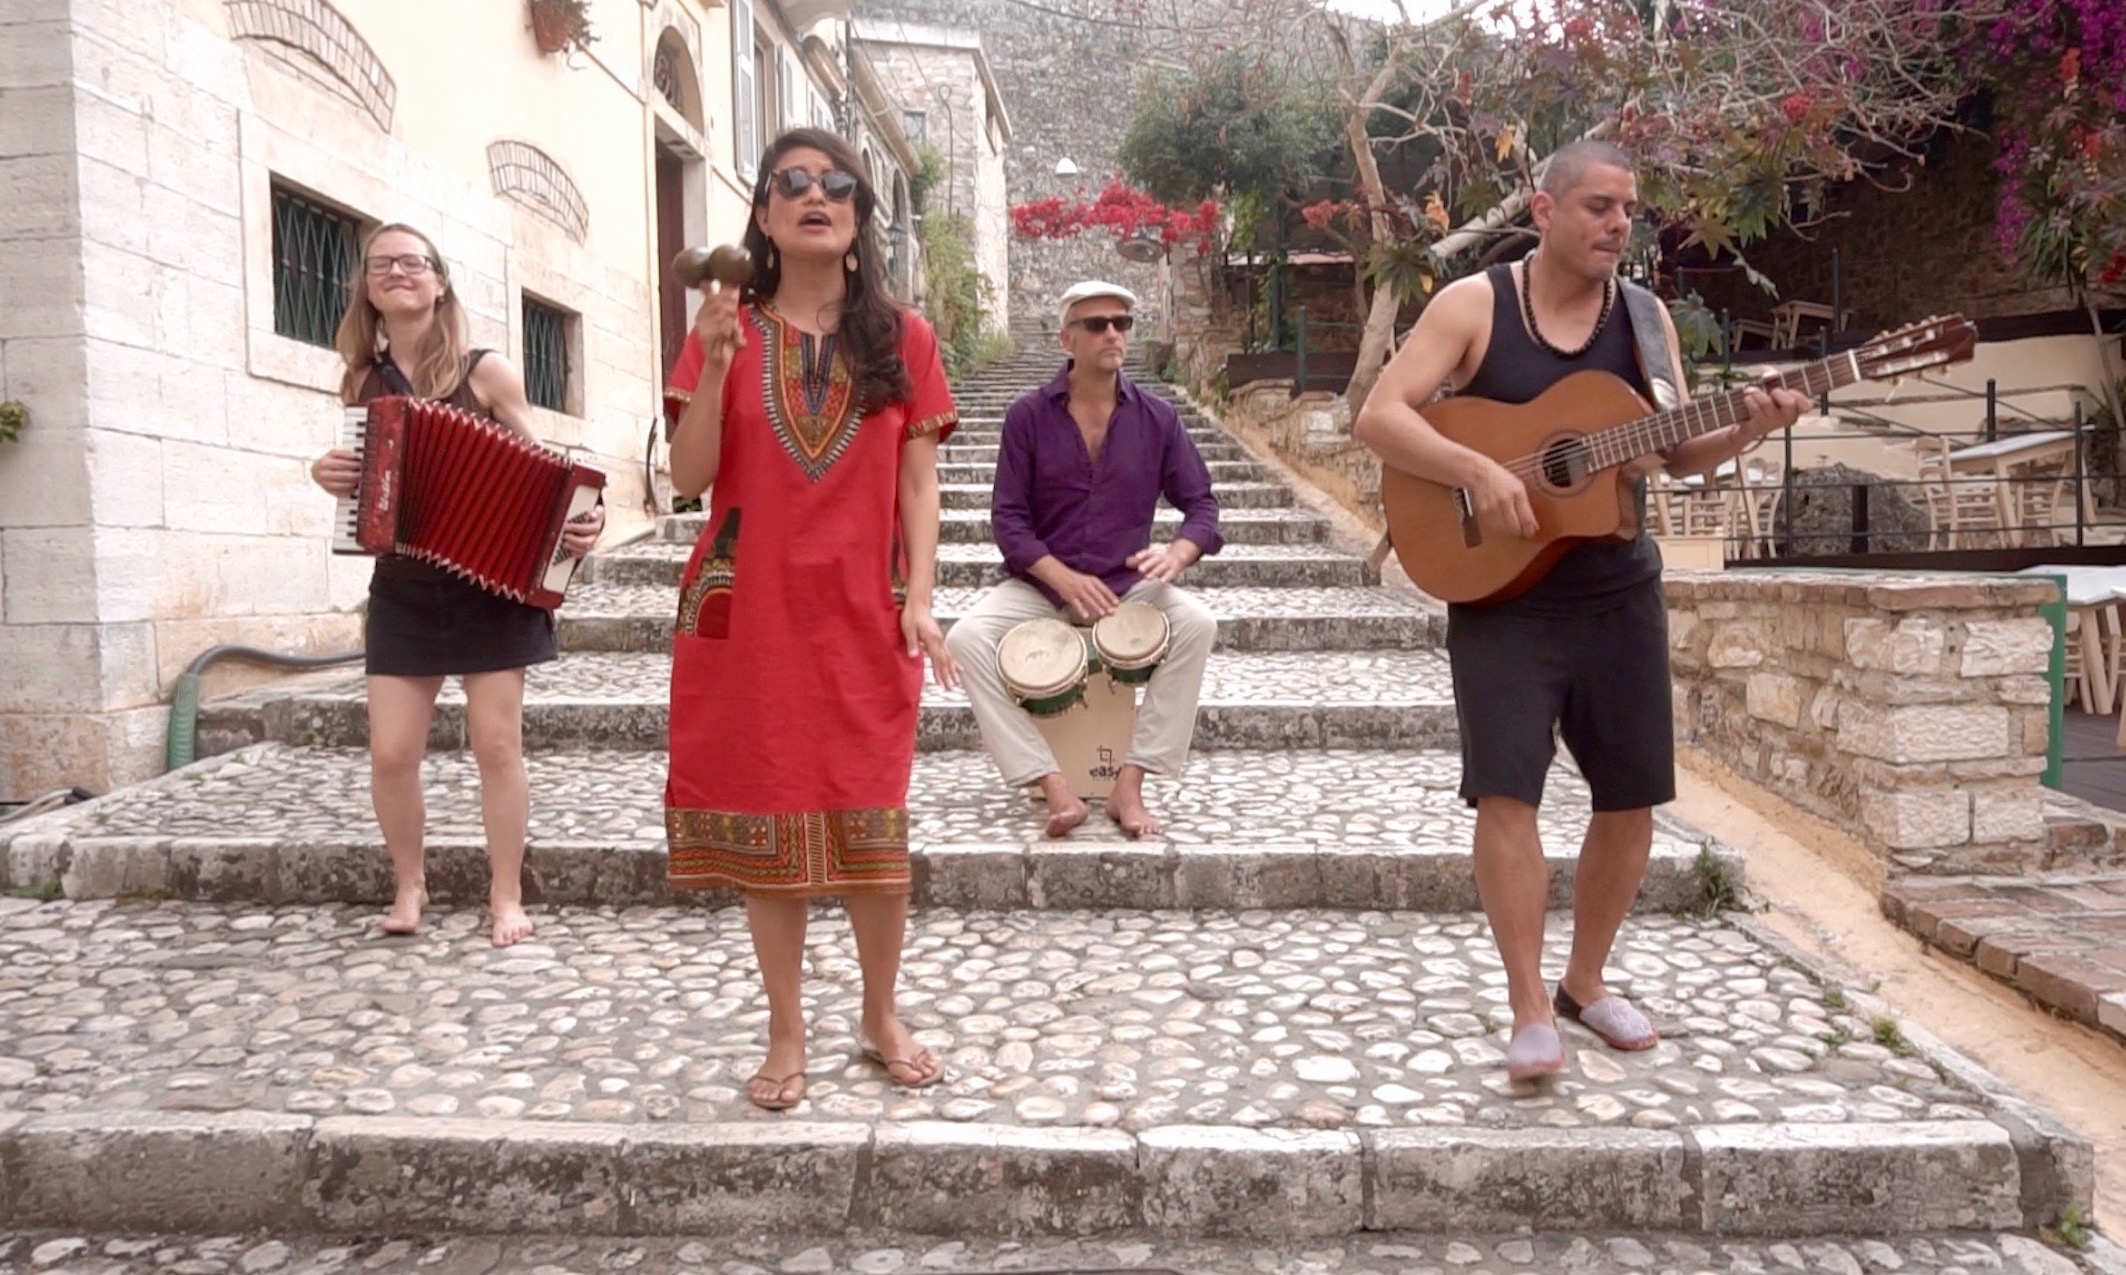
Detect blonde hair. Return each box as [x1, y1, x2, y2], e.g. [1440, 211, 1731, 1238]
[334, 223, 471, 403]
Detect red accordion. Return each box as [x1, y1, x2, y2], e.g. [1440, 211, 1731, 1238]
[332, 396, 605, 609]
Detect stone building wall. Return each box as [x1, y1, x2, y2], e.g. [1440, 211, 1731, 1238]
[851, 27, 1012, 331]
[858, 0, 1165, 331]
[1667, 572, 2071, 876]
[0, 0, 860, 801]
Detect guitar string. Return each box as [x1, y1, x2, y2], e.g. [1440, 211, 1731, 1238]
[1478, 359, 1843, 486]
[1395, 332, 1955, 535]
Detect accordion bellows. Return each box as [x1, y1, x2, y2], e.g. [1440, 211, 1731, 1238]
[337, 396, 606, 608]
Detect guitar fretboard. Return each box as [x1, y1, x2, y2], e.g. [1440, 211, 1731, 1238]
[1582, 351, 1861, 472]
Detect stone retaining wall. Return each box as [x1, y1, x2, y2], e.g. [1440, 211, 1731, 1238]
[1667, 573, 2060, 876]
[1212, 386, 1385, 533]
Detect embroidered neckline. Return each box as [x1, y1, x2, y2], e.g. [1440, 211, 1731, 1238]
[751, 305, 860, 483]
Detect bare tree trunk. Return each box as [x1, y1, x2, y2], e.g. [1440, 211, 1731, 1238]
[1337, 53, 1404, 408]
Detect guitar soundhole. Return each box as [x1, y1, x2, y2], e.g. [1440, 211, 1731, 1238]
[1537, 437, 1592, 492]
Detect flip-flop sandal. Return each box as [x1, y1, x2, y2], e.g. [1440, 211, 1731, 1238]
[745, 1070, 807, 1111]
[861, 1043, 945, 1089]
[1554, 986, 1659, 1051]
[1505, 1022, 1567, 1082]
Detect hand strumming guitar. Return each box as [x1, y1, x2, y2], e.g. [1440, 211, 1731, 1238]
[1465, 455, 1540, 540]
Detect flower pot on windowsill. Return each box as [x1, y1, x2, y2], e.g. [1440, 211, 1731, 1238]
[527, 0, 593, 55]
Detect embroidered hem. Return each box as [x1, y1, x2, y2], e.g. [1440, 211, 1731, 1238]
[666, 805, 911, 895]
[905, 411, 958, 441]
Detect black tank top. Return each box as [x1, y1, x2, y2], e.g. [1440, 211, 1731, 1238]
[1455, 263, 1661, 612]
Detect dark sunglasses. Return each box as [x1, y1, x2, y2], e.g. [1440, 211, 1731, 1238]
[1070, 314, 1134, 334]
[768, 167, 859, 202]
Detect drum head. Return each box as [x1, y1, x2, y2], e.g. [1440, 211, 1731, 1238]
[1092, 602, 1171, 669]
[998, 618, 1088, 699]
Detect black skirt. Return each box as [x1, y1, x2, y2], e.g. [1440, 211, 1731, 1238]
[364, 557, 558, 677]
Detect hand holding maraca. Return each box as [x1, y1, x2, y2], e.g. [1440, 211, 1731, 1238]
[675, 244, 752, 372]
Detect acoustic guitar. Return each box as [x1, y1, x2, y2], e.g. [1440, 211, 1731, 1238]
[1379, 315, 1979, 604]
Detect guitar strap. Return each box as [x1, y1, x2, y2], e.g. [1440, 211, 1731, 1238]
[1618, 280, 1681, 412]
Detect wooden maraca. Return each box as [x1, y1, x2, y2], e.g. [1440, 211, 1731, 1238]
[673, 244, 752, 291]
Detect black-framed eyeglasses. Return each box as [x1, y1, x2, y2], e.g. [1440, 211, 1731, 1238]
[768, 167, 859, 203]
[1070, 314, 1134, 334]
[365, 253, 436, 276]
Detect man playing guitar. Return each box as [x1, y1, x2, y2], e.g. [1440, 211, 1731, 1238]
[1353, 141, 1808, 1081]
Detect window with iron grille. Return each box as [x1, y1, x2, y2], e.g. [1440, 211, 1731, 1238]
[901, 109, 926, 145]
[271, 183, 362, 348]
[522, 295, 573, 413]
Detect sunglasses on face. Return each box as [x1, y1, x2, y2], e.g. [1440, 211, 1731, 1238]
[1070, 314, 1134, 334]
[366, 254, 436, 276]
[768, 167, 859, 202]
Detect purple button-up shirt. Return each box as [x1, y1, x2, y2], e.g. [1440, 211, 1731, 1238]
[992, 364, 1223, 605]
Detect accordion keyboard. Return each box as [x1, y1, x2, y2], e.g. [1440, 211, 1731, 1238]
[330, 405, 367, 554]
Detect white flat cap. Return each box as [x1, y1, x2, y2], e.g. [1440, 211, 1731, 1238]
[1057, 280, 1139, 326]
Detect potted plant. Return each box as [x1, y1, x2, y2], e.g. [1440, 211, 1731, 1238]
[527, 0, 595, 55]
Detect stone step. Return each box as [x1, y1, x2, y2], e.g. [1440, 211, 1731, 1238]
[7, 746, 1714, 913]
[591, 544, 1376, 593]
[550, 582, 1434, 653]
[1881, 872, 2126, 1044]
[940, 480, 1292, 511]
[653, 507, 1330, 547]
[0, 888, 2086, 1240]
[937, 457, 1269, 485]
[5, 1230, 2111, 1273]
[941, 440, 1253, 464]
[189, 648, 1458, 755]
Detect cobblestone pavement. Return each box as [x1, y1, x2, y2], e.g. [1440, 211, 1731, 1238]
[14, 746, 1691, 855]
[2, 1229, 2116, 1274]
[0, 896, 1990, 1129]
[194, 649, 1458, 716]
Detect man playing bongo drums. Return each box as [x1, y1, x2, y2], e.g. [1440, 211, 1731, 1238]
[944, 281, 1222, 838]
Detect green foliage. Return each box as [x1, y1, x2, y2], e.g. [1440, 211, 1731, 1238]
[1686, 846, 1746, 919]
[1364, 238, 1441, 306]
[2045, 1202, 2095, 1252]
[6, 878, 62, 902]
[1821, 986, 1848, 1012]
[908, 144, 946, 218]
[1869, 1015, 1913, 1056]
[919, 211, 993, 382]
[1117, 54, 1338, 210]
[0, 400, 24, 443]
[1668, 294, 1722, 363]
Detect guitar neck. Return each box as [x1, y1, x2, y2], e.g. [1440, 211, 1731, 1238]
[1583, 351, 1862, 471]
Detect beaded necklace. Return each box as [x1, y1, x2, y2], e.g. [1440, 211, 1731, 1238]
[1519, 254, 1615, 359]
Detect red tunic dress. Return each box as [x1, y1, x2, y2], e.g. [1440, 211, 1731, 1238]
[663, 305, 958, 895]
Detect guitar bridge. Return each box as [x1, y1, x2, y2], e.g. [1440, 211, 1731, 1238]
[1453, 487, 1481, 548]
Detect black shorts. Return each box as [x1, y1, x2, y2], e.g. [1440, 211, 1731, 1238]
[1446, 578, 1675, 811]
[364, 558, 558, 678]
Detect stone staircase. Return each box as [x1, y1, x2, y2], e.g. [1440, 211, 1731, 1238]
[0, 343, 2108, 1266]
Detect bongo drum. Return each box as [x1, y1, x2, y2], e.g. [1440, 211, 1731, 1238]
[1091, 602, 1170, 685]
[997, 618, 1091, 717]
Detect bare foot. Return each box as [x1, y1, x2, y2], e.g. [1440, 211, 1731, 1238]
[859, 1015, 943, 1088]
[379, 883, 426, 936]
[1044, 795, 1090, 838]
[1104, 791, 1163, 839]
[490, 901, 534, 948]
[1036, 775, 1089, 839]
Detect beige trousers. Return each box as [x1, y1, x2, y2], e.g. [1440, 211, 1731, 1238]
[944, 576, 1217, 787]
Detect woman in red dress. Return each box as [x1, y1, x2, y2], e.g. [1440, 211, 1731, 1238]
[664, 129, 960, 1111]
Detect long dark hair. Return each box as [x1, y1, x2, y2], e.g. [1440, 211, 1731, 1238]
[742, 128, 910, 412]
